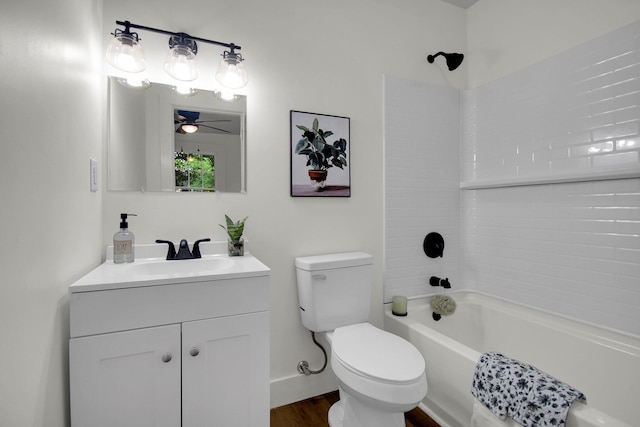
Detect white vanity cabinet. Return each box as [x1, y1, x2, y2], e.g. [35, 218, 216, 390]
[69, 252, 270, 427]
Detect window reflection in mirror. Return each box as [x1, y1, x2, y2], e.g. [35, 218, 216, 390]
[107, 76, 246, 193]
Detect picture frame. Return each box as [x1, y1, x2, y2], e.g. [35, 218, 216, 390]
[290, 110, 351, 197]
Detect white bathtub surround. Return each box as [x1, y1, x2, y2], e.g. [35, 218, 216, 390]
[384, 291, 639, 427]
[462, 21, 640, 187]
[383, 75, 461, 302]
[460, 22, 640, 337]
[384, 21, 640, 338]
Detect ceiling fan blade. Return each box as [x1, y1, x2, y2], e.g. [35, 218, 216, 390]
[200, 124, 231, 133]
[196, 119, 232, 124]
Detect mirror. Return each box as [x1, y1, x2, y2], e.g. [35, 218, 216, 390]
[107, 76, 246, 192]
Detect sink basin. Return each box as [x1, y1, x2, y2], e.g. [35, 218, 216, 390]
[133, 257, 235, 277]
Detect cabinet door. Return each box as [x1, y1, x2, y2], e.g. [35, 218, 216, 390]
[70, 324, 181, 427]
[182, 311, 269, 427]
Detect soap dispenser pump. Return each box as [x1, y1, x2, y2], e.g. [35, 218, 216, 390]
[113, 213, 137, 264]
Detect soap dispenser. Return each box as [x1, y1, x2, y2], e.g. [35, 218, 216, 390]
[113, 213, 137, 264]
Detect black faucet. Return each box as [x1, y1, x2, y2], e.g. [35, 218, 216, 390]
[155, 238, 211, 260]
[430, 276, 451, 288]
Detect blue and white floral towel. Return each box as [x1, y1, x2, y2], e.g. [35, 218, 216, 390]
[471, 352, 586, 427]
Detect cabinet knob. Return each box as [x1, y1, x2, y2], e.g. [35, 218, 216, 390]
[190, 347, 200, 357]
[161, 353, 172, 363]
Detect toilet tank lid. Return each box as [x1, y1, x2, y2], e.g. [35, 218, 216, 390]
[295, 252, 372, 271]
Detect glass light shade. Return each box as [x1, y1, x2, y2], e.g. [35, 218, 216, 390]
[181, 124, 199, 134]
[106, 34, 146, 73]
[164, 46, 199, 81]
[215, 55, 248, 89]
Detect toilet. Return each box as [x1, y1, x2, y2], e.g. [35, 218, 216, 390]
[295, 252, 427, 427]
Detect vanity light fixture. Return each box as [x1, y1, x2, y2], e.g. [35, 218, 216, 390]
[427, 52, 464, 71]
[106, 20, 249, 89]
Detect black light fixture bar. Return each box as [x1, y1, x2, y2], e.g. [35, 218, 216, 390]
[115, 20, 241, 52]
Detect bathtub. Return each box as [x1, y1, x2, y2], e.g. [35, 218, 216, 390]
[384, 291, 639, 427]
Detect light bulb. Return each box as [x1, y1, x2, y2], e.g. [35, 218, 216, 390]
[117, 77, 151, 90]
[215, 51, 248, 89]
[218, 90, 236, 101]
[181, 124, 199, 134]
[172, 85, 197, 96]
[164, 46, 199, 81]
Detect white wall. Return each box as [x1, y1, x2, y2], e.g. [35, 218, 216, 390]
[101, 0, 467, 408]
[0, 1, 103, 426]
[467, 0, 640, 88]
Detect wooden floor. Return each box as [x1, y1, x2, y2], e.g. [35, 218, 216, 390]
[270, 391, 440, 427]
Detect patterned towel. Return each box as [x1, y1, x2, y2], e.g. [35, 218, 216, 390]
[471, 352, 586, 427]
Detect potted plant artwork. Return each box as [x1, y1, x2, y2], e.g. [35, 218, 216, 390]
[294, 117, 348, 192]
[219, 215, 247, 256]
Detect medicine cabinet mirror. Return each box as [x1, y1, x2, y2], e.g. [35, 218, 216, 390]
[107, 76, 246, 192]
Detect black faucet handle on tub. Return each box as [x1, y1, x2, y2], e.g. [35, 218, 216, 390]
[430, 276, 451, 288]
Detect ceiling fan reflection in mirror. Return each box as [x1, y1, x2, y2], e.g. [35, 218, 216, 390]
[174, 110, 232, 134]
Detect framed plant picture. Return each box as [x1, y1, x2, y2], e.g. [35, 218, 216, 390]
[290, 110, 351, 197]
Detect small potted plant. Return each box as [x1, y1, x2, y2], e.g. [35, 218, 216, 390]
[294, 117, 347, 191]
[219, 215, 248, 256]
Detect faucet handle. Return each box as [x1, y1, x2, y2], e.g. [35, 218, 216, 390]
[192, 238, 211, 259]
[155, 239, 176, 260]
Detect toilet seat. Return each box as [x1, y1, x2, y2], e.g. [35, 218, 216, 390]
[332, 323, 425, 384]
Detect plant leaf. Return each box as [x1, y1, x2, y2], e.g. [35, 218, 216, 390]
[295, 139, 310, 154]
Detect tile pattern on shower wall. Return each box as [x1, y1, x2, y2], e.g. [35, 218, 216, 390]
[384, 75, 461, 302]
[462, 22, 640, 184]
[461, 179, 640, 337]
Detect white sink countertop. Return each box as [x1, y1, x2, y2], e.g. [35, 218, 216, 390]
[70, 241, 270, 293]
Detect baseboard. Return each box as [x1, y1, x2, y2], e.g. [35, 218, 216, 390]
[270, 370, 338, 409]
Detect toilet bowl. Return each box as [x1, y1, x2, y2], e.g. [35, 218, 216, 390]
[324, 323, 427, 427]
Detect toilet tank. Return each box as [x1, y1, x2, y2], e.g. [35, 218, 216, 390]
[295, 252, 373, 332]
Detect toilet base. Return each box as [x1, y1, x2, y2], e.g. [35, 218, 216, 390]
[327, 389, 405, 427]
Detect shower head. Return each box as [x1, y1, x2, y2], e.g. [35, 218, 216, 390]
[427, 52, 464, 71]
